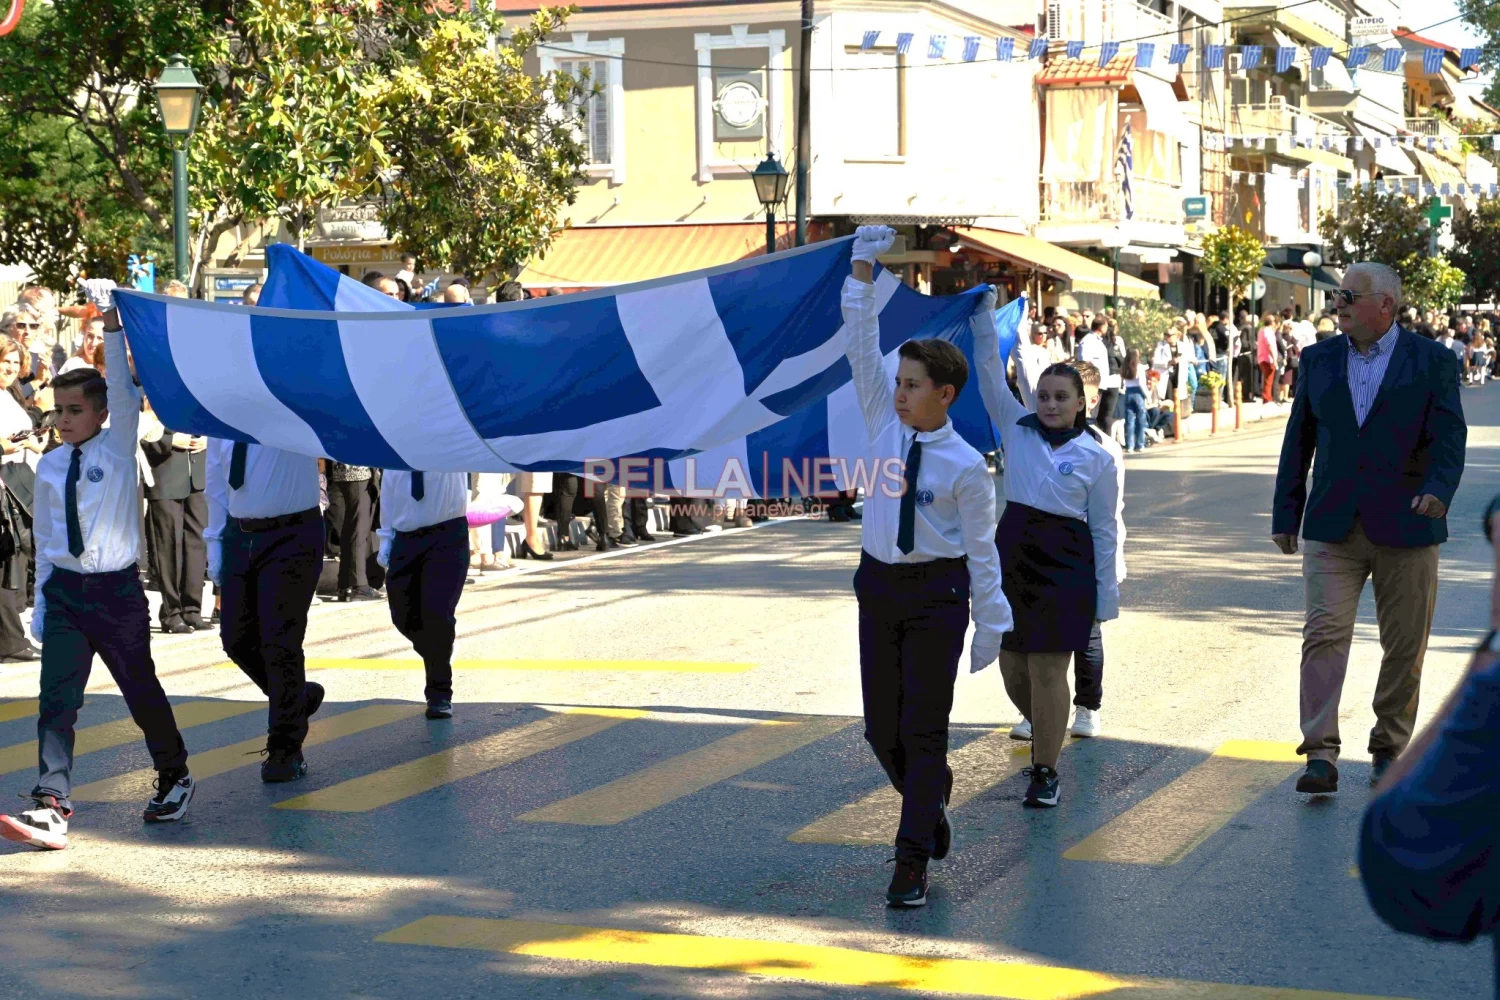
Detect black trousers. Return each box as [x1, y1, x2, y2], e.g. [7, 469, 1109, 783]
[386, 517, 469, 702]
[0, 587, 26, 656]
[853, 551, 970, 860]
[221, 511, 324, 751]
[36, 566, 186, 809]
[552, 473, 608, 544]
[1072, 619, 1103, 711]
[328, 480, 373, 590]
[622, 497, 651, 539]
[1096, 388, 1120, 435]
[147, 492, 207, 625]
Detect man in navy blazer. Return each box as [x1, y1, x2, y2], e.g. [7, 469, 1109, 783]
[1272, 262, 1466, 795]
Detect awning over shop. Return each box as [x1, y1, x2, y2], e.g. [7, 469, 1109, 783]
[516, 224, 769, 288]
[1260, 265, 1340, 293]
[953, 227, 1161, 300]
[1409, 147, 1467, 190]
[1131, 74, 1189, 140]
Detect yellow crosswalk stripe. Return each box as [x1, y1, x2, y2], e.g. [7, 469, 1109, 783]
[71, 703, 424, 802]
[274, 708, 646, 813]
[520, 715, 854, 826]
[1062, 740, 1302, 865]
[789, 729, 1034, 845]
[0, 699, 39, 724]
[0, 700, 259, 777]
[377, 916, 1411, 999]
[296, 658, 754, 674]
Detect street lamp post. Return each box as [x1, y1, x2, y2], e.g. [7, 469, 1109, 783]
[153, 54, 204, 283]
[1302, 250, 1323, 317]
[751, 153, 790, 257]
[1100, 229, 1130, 308]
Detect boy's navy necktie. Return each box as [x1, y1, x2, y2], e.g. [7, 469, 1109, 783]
[411, 471, 424, 501]
[228, 441, 248, 490]
[65, 447, 84, 557]
[896, 437, 922, 555]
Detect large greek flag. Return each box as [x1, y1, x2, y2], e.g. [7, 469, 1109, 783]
[116, 241, 1021, 496]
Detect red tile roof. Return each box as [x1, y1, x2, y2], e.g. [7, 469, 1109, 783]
[1036, 53, 1134, 86]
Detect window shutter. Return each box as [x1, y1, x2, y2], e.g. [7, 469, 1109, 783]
[590, 59, 612, 164]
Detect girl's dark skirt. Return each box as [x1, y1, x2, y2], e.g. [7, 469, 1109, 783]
[996, 500, 1095, 653]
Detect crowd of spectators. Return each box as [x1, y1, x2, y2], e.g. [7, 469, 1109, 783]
[0, 267, 837, 657]
[1018, 298, 1500, 460]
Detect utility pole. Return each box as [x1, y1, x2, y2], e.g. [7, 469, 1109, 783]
[795, 0, 812, 246]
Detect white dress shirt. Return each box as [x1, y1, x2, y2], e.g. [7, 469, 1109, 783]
[1015, 341, 1052, 410]
[1075, 332, 1120, 390]
[204, 439, 321, 541]
[377, 470, 469, 538]
[0, 392, 34, 469]
[974, 309, 1122, 621]
[842, 276, 1012, 640]
[33, 329, 142, 588]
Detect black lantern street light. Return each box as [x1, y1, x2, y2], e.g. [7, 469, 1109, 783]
[154, 54, 205, 282]
[752, 152, 790, 257]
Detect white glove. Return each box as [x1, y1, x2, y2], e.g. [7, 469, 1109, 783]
[979, 284, 998, 313]
[207, 539, 223, 587]
[968, 630, 1002, 674]
[850, 226, 897, 264]
[377, 537, 392, 570]
[29, 595, 44, 644]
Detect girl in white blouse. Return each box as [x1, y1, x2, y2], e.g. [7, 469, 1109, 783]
[973, 303, 1121, 808]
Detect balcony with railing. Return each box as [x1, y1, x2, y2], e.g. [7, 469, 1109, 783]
[1040, 175, 1184, 227]
[1223, 0, 1346, 47]
[1230, 98, 1349, 140]
[1405, 117, 1466, 166]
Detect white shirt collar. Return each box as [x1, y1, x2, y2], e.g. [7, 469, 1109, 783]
[904, 418, 955, 444]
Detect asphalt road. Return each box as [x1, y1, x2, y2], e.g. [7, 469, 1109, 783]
[0, 386, 1496, 1000]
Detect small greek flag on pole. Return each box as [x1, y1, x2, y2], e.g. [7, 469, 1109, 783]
[1099, 41, 1120, 67]
[896, 32, 914, 55]
[1135, 42, 1155, 68]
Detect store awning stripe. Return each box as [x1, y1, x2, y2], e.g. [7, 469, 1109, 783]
[952, 227, 1161, 300]
[517, 225, 772, 288]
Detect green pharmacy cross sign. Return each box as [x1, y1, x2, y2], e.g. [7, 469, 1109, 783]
[1425, 196, 1452, 255]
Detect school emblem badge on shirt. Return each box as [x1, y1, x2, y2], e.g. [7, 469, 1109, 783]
[87, 467, 104, 483]
[1057, 462, 1075, 477]
[915, 489, 934, 507]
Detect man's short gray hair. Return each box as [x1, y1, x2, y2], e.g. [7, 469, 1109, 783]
[1347, 262, 1402, 305]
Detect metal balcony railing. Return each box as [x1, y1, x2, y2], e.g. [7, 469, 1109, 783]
[1230, 98, 1349, 143]
[1225, 0, 1347, 42]
[1040, 175, 1183, 226]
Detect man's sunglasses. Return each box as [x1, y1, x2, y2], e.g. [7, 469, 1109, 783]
[1334, 289, 1379, 306]
[12, 322, 39, 331]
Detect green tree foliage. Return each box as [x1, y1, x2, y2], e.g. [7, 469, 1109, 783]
[0, 0, 584, 285]
[374, 6, 588, 282]
[1199, 225, 1266, 299]
[1318, 187, 1429, 287]
[1115, 300, 1181, 356]
[0, 0, 224, 280]
[1401, 254, 1467, 311]
[1450, 197, 1500, 304]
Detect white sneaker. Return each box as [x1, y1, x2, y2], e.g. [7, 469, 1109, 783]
[0, 796, 69, 850]
[1008, 719, 1032, 741]
[1071, 707, 1100, 738]
[143, 769, 194, 824]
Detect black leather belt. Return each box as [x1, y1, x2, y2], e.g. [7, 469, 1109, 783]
[397, 515, 467, 540]
[234, 506, 320, 533]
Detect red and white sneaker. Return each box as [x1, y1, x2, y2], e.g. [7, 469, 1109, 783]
[0, 795, 70, 850]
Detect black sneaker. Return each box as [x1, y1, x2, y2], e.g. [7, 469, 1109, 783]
[931, 766, 954, 861]
[885, 856, 928, 907]
[143, 768, 194, 823]
[1296, 759, 1338, 794]
[425, 699, 453, 720]
[1370, 753, 1395, 787]
[305, 681, 325, 720]
[260, 747, 308, 783]
[1022, 765, 1061, 808]
[160, 617, 193, 635]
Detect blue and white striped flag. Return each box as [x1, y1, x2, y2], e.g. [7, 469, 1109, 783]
[1115, 119, 1134, 221]
[1382, 47, 1404, 73]
[115, 242, 1011, 496]
[1276, 46, 1297, 74]
[1423, 46, 1444, 75]
[1135, 42, 1155, 68]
